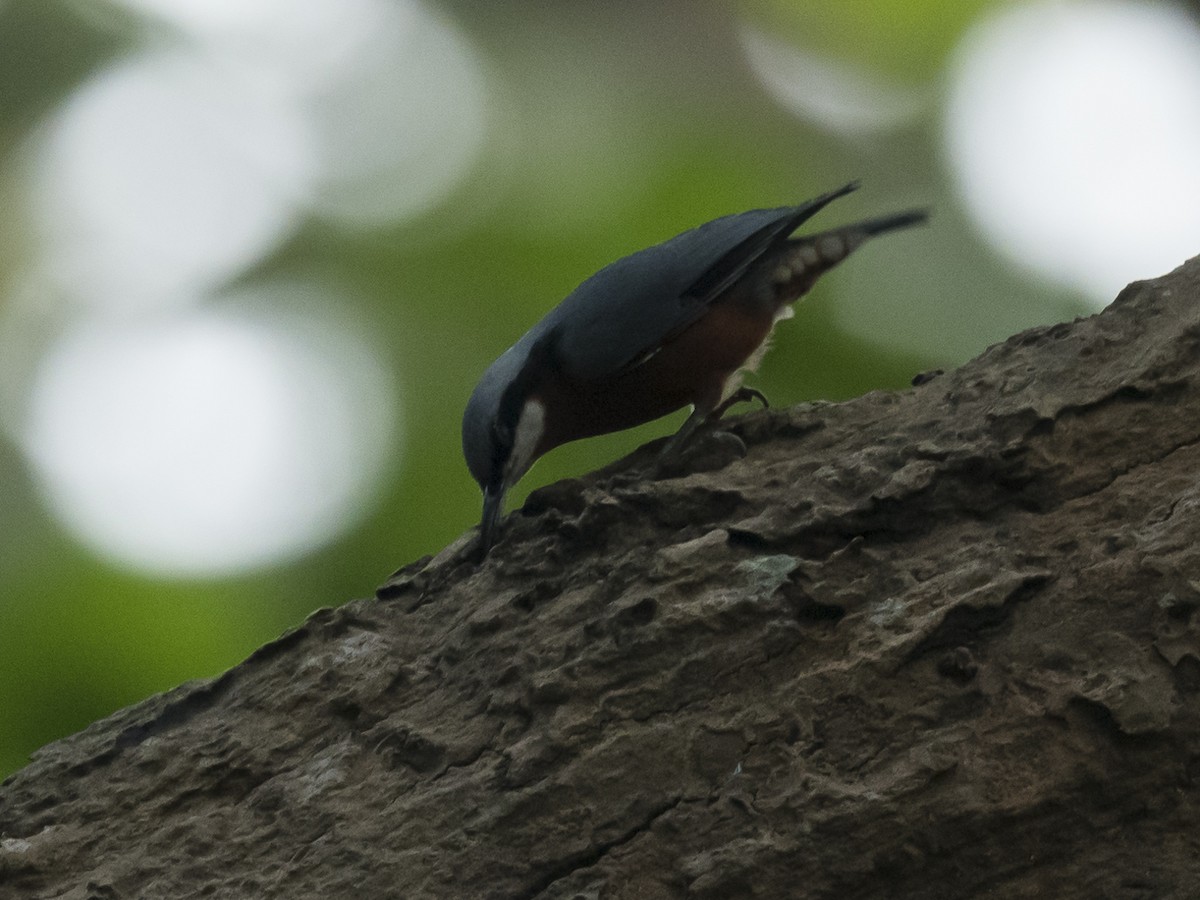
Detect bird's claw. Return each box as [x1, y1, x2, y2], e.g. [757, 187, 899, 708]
[712, 387, 769, 420]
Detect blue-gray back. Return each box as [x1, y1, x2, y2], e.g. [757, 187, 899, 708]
[544, 205, 805, 380]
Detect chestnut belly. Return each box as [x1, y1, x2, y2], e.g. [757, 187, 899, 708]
[534, 298, 777, 454]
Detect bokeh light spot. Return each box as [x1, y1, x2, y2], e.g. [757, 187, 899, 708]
[20, 300, 398, 577]
[945, 0, 1200, 304]
[28, 47, 312, 312]
[739, 23, 927, 135]
[302, 0, 490, 226]
[113, 0, 489, 229]
[112, 0, 294, 36]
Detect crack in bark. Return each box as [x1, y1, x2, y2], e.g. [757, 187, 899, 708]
[516, 795, 685, 900]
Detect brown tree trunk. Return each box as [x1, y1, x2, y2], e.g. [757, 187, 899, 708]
[4, 259, 1200, 899]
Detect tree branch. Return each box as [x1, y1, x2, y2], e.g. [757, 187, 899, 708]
[4, 258, 1200, 898]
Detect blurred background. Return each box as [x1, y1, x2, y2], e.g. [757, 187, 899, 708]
[3, 0, 1200, 778]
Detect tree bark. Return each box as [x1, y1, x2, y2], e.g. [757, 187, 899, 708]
[5, 259, 1200, 899]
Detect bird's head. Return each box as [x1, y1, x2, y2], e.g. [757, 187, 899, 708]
[462, 329, 558, 554]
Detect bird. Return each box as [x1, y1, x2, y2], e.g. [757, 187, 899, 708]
[462, 182, 926, 554]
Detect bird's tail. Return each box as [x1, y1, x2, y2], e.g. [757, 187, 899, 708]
[855, 209, 929, 237]
[768, 207, 928, 301]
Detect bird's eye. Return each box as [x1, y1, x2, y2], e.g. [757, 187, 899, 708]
[490, 419, 513, 469]
[491, 418, 512, 447]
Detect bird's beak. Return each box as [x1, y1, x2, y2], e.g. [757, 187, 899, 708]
[479, 484, 507, 556]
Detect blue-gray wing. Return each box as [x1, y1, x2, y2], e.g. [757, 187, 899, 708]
[546, 183, 857, 381]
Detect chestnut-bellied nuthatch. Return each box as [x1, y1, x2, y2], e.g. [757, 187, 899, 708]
[463, 182, 926, 554]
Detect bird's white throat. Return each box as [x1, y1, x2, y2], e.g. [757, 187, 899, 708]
[505, 398, 546, 485]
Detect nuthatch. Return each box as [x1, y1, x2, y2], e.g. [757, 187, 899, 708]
[463, 182, 926, 554]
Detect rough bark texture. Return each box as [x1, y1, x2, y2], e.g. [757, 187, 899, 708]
[5, 260, 1200, 899]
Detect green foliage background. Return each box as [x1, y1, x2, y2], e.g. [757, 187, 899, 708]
[0, 0, 1095, 778]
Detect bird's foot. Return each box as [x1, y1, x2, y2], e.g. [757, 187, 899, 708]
[653, 427, 747, 479]
[711, 386, 769, 420]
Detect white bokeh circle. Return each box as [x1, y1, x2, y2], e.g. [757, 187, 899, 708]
[111, 0, 490, 229]
[738, 22, 926, 135]
[945, 0, 1200, 304]
[20, 298, 398, 577]
[29, 48, 313, 312]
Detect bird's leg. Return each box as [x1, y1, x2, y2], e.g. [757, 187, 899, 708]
[657, 407, 708, 460]
[710, 386, 769, 420]
[656, 387, 767, 467]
